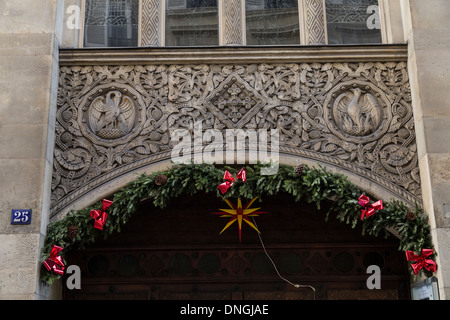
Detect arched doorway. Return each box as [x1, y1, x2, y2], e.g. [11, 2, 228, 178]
[63, 192, 410, 300]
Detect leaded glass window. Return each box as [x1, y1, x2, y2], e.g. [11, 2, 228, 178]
[84, 0, 139, 47]
[325, 0, 382, 44]
[245, 0, 300, 45]
[165, 0, 219, 46]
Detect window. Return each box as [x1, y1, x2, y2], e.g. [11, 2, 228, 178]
[165, 0, 219, 46]
[245, 0, 300, 45]
[84, 0, 139, 47]
[325, 0, 382, 45]
[80, 0, 385, 47]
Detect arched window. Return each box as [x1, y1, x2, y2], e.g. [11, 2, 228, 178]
[325, 0, 382, 44]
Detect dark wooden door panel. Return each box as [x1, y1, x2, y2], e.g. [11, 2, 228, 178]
[63, 193, 410, 300]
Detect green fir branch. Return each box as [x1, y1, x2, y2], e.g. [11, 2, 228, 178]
[40, 162, 435, 284]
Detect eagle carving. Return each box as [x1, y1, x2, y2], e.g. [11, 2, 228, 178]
[88, 90, 136, 140]
[333, 88, 382, 136]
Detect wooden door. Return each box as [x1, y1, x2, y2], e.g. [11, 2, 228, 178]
[63, 193, 410, 300]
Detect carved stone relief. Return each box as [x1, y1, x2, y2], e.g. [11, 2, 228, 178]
[141, 0, 161, 46]
[52, 61, 419, 215]
[302, 0, 327, 44]
[223, 0, 243, 45]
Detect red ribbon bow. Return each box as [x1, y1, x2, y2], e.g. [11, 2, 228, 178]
[358, 194, 383, 220]
[43, 245, 65, 275]
[218, 168, 246, 194]
[90, 199, 113, 230]
[406, 249, 437, 275]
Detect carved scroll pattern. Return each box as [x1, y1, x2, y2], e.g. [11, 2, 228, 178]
[53, 62, 419, 215]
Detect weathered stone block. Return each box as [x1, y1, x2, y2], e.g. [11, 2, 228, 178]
[0, 233, 40, 299]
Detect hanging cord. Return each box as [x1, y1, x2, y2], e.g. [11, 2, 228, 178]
[251, 217, 316, 300]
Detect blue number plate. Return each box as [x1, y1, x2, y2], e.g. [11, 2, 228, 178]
[11, 209, 32, 225]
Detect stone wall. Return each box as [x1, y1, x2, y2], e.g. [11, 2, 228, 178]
[401, 0, 450, 299]
[0, 0, 62, 299]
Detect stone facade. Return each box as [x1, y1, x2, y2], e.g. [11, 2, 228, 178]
[400, 0, 450, 299]
[0, 0, 449, 299]
[0, 0, 63, 299]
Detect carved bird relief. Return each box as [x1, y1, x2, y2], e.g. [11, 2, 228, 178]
[88, 90, 135, 140]
[333, 88, 382, 136]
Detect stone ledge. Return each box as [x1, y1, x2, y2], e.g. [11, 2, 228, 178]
[59, 44, 408, 66]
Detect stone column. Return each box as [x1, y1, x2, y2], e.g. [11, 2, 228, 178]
[141, 0, 162, 46]
[402, 0, 450, 299]
[221, 0, 244, 45]
[299, 0, 327, 45]
[0, 0, 63, 299]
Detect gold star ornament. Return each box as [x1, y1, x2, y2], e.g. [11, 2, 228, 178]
[212, 197, 268, 242]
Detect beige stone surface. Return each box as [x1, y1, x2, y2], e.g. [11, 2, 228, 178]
[0, 0, 60, 34]
[404, 0, 450, 299]
[0, 159, 45, 234]
[0, 233, 40, 299]
[381, 0, 405, 43]
[0, 0, 62, 300]
[408, 0, 450, 29]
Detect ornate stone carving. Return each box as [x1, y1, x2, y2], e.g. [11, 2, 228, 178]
[302, 0, 326, 44]
[205, 75, 262, 128]
[324, 81, 392, 142]
[80, 85, 145, 145]
[332, 88, 382, 136]
[141, 0, 161, 46]
[223, 0, 243, 45]
[52, 60, 419, 215]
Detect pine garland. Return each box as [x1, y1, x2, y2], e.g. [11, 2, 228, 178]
[40, 162, 435, 284]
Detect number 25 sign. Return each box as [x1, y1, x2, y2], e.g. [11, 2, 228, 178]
[11, 209, 32, 225]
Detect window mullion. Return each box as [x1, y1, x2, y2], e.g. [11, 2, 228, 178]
[300, 0, 327, 45]
[141, 0, 162, 46]
[222, 0, 245, 46]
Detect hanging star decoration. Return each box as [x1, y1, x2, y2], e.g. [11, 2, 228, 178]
[212, 196, 268, 242]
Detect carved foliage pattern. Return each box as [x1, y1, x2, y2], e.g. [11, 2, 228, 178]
[53, 62, 418, 214]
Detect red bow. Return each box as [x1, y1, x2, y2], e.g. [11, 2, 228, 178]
[90, 199, 113, 230]
[406, 249, 437, 275]
[358, 194, 383, 220]
[218, 168, 246, 194]
[43, 245, 65, 275]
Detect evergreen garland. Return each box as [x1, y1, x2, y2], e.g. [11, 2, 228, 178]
[40, 162, 435, 284]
